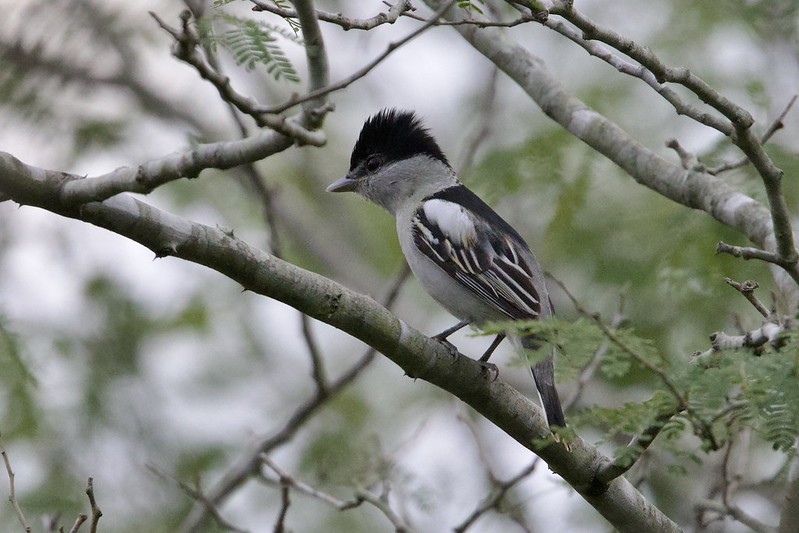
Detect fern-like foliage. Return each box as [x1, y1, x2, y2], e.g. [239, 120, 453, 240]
[201, 11, 301, 83]
[272, 0, 302, 34]
[457, 0, 485, 14]
[484, 316, 799, 466]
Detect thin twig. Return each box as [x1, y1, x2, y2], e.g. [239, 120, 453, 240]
[0, 435, 31, 532]
[453, 460, 538, 533]
[301, 313, 328, 394]
[709, 95, 798, 175]
[453, 436, 540, 533]
[148, 465, 249, 533]
[594, 410, 678, 485]
[548, 277, 687, 411]
[732, 125, 798, 269]
[454, 411, 538, 531]
[723, 278, 771, 319]
[273, 477, 291, 533]
[260, 455, 362, 510]
[251, 0, 414, 30]
[403, 9, 536, 27]
[67, 514, 88, 533]
[354, 487, 414, 533]
[546, 272, 629, 413]
[262, 456, 413, 530]
[695, 499, 776, 533]
[254, 0, 457, 115]
[179, 267, 410, 532]
[550, 2, 754, 129]
[666, 138, 702, 170]
[548, 275, 721, 461]
[84, 478, 103, 533]
[562, 308, 628, 412]
[149, 10, 326, 143]
[716, 241, 797, 272]
[543, 16, 733, 136]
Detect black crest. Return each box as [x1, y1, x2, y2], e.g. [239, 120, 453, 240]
[350, 109, 450, 171]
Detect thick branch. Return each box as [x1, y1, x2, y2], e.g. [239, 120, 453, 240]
[549, 1, 753, 128]
[290, 0, 330, 128]
[542, 2, 798, 277]
[424, 0, 799, 299]
[54, 129, 302, 205]
[542, 18, 732, 135]
[0, 154, 680, 533]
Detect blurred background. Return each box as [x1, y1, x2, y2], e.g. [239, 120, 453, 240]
[1, 0, 798, 531]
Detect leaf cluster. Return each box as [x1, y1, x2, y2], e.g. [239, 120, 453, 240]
[200, 7, 302, 82]
[485, 316, 799, 465]
[456, 0, 486, 14]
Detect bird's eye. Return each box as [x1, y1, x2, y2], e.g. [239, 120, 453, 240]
[365, 155, 383, 173]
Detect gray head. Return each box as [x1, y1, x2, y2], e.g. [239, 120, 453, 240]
[327, 109, 458, 214]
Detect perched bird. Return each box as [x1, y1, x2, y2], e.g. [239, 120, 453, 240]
[327, 109, 565, 428]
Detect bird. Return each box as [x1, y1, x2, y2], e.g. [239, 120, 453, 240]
[327, 109, 565, 428]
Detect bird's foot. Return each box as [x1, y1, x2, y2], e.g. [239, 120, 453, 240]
[436, 338, 460, 360]
[479, 361, 499, 382]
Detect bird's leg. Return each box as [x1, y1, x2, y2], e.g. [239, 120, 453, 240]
[432, 319, 470, 358]
[479, 334, 506, 362]
[432, 319, 470, 341]
[476, 334, 504, 382]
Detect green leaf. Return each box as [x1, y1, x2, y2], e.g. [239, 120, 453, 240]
[457, 0, 485, 15]
[201, 13, 301, 82]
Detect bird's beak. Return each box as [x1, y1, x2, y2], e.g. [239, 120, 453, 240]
[326, 176, 358, 193]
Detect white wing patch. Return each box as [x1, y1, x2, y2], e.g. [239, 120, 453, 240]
[421, 199, 477, 247]
[412, 199, 541, 319]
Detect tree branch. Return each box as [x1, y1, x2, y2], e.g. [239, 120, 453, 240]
[541, 17, 732, 135]
[250, 0, 414, 31]
[722, 277, 771, 319]
[695, 499, 776, 533]
[455, 412, 539, 532]
[67, 514, 88, 533]
[261, 456, 416, 532]
[542, 2, 798, 278]
[290, 0, 330, 128]
[50, 129, 307, 204]
[147, 464, 248, 533]
[179, 266, 409, 532]
[254, 0, 457, 115]
[0, 434, 31, 533]
[149, 10, 330, 139]
[423, 0, 799, 300]
[549, 1, 753, 129]
[84, 478, 102, 533]
[0, 154, 680, 533]
[709, 95, 797, 175]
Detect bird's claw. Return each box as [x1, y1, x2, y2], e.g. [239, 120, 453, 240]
[479, 361, 499, 382]
[436, 338, 460, 359]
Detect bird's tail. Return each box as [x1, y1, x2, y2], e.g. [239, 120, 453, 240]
[522, 335, 566, 428]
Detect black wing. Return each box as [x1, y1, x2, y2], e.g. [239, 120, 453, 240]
[411, 187, 541, 320]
